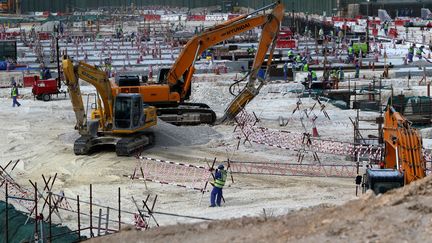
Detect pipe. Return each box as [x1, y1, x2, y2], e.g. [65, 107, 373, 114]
[396, 146, 400, 171]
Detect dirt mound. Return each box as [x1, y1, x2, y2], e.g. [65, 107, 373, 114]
[89, 175, 432, 242]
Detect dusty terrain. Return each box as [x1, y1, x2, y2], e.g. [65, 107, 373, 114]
[1, 69, 431, 238]
[90, 174, 432, 243]
[0, 74, 359, 230]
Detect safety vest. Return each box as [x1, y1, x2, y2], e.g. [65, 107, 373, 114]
[303, 64, 309, 72]
[214, 170, 227, 188]
[311, 71, 317, 79]
[331, 70, 337, 78]
[416, 49, 422, 55]
[409, 47, 414, 54]
[348, 47, 353, 55]
[11, 87, 17, 97]
[288, 50, 293, 57]
[296, 55, 302, 63]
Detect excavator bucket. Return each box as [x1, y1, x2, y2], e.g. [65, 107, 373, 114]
[218, 85, 259, 123]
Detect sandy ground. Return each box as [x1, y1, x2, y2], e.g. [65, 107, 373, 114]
[90, 172, 432, 243]
[0, 75, 360, 233]
[0, 68, 430, 238]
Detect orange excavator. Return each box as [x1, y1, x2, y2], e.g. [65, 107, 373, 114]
[112, 1, 284, 125]
[0, 0, 15, 13]
[363, 106, 428, 194]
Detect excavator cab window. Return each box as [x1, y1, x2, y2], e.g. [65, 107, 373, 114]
[114, 96, 132, 129]
[157, 68, 170, 84]
[131, 96, 142, 127]
[114, 94, 143, 130]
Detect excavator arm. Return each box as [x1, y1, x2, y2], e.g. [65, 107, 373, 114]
[62, 58, 114, 133]
[220, 3, 283, 122]
[364, 106, 427, 194]
[383, 106, 426, 184]
[165, 2, 284, 112]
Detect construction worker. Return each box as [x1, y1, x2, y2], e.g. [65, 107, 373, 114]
[408, 44, 415, 63]
[295, 53, 302, 64]
[247, 45, 256, 55]
[318, 27, 324, 39]
[283, 62, 288, 81]
[41, 65, 52, 80]
[11, 81, 21, 107]
[416, 45, 425, 59]
[330, 68, 338, 81]
[338, 67, 344, 82]
[347, 44, 354, 63]
[303, 62, 309, 72]
[210, 164, 227, 207]
[287, 49, 294, 60]
[310, 70, 317, 81]
[383, 21, 389, 36]
[355, 61, 360, 78]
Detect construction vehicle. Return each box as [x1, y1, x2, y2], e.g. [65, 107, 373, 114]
[0, 0, 16, 13]
[31, 76, 67, 101]
[62, 60, 157, 156]
[363, 106, 427, 194]
[111, 1, 284, 125]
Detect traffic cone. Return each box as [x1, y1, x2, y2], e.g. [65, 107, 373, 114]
[312, 124, 319, 137]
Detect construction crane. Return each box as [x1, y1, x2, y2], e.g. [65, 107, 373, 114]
[62, 60, 157, 156]
[113, 1, 284, 125]
[363, 106, 427, 194]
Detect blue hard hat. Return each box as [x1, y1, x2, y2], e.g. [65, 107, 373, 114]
[218, 164, 224, 169]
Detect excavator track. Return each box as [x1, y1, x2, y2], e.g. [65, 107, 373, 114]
[156, 103, 216, 126]
[73, 136, 93, 155]
[73, 132, 155, 156]
[115, 132, 155, 156]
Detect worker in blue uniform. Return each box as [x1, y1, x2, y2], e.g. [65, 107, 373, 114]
[210, 164, 227, 207]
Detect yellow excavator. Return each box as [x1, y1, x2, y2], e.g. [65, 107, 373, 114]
[111, 1, 284, 125]
[62, 60, 157, 156]
[363, 106, 428, 194]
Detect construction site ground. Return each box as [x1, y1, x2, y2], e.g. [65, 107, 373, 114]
[90, 174, 432, 243]
[1, 69, 431, 238]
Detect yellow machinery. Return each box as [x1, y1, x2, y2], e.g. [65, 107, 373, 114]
[363, 106, 427, 194]
[62, 60, 157, 156]
[112, 1, 284, 125]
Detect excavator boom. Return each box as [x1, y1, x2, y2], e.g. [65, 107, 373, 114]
[363, 106, 427, 194]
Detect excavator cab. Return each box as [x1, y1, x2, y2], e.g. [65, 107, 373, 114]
[113, 94, 145, 130]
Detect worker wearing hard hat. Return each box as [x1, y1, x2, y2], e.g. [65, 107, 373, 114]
[287, 49, 294, 60]
[416, 45, 425, 60]
[408, 44, 415, 63]
[210, 164, 228, 207]
[310, 70, 317, 81]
